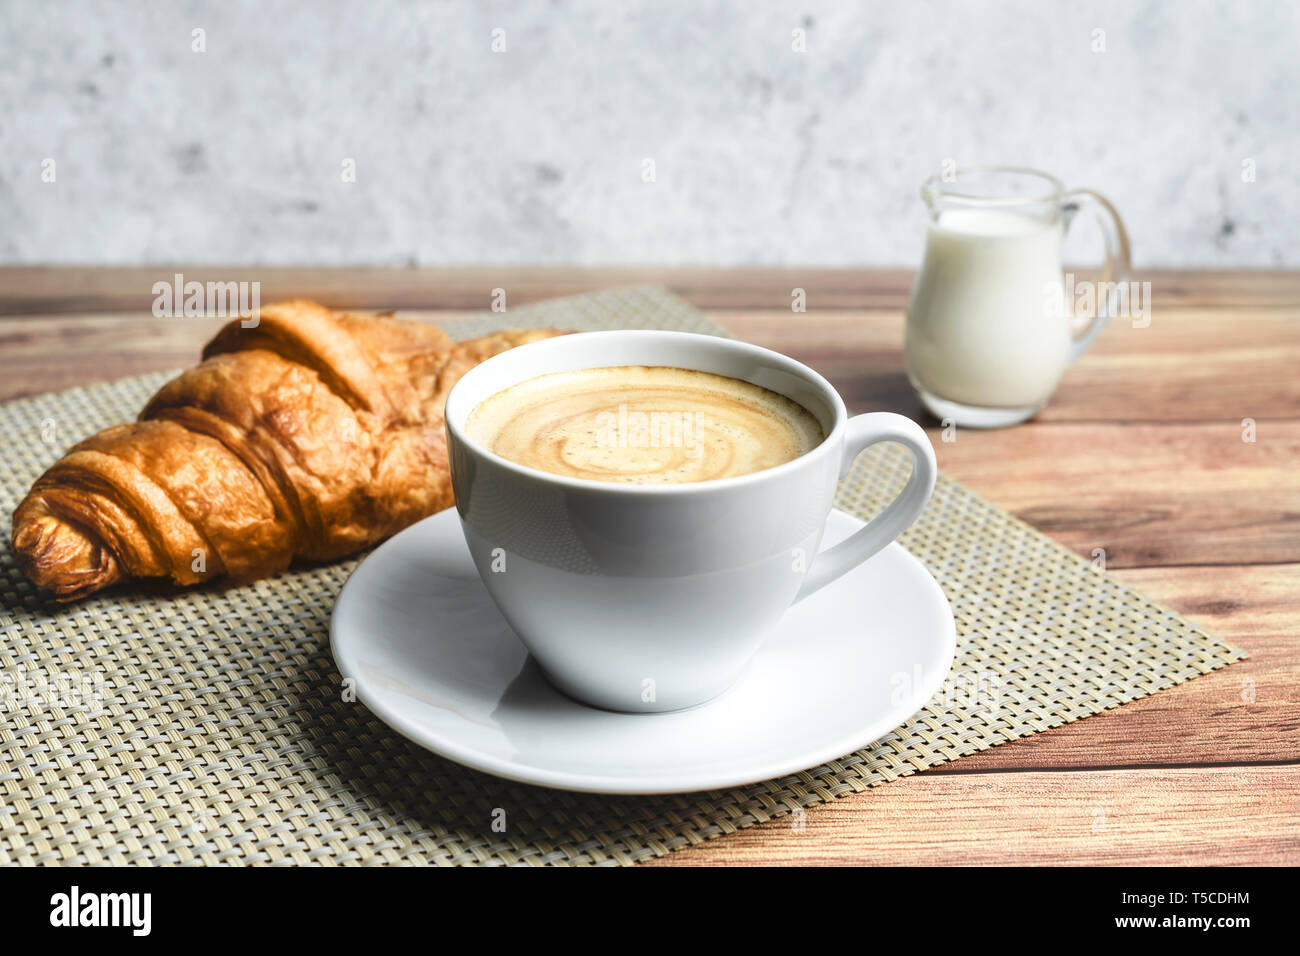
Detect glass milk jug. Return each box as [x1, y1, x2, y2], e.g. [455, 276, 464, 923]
[904, 166, 1131, 428]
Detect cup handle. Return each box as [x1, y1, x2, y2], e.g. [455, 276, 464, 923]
[795, 412, 938, 602]
[1062, 188, 1132, 365]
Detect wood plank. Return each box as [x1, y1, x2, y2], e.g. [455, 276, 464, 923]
[1, 267, 1296, 314]
[1043, 304, 1300, 423]
[923, 563, 1298, 770]
[925, 421, 1300, 568]
[0, 313, 226, 400]
[0, 267, 915, 314]
[643, 765, 1300, 865]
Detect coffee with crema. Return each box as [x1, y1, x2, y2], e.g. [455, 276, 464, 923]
[465, 366, 824, 484]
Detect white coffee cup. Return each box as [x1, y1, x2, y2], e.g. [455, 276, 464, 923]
[444, 331, 938, 713]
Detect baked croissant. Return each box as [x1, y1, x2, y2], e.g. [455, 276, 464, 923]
[11, 300, 562, 601]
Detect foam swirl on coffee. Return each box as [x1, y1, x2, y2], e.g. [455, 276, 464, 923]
[466, 366, 824, 484]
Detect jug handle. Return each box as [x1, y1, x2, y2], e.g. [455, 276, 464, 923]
[1062, 189, 1132, 365]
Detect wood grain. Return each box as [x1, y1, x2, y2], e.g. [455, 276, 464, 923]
[643, 766, 1300, 866]
[0, 268, 1295, 866]
[0, 313, 225, 400]
[929, 422, 1300, 568]
[925, 563, 1300, 770]
[3, 266, 1299, 313]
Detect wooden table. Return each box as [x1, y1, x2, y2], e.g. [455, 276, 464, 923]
[2, 268, 1296, 865]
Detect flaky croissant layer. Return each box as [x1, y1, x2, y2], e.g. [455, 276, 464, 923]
[11, 300, 562, 601]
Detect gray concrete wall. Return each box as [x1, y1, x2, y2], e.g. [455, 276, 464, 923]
[1, 0, 1295, 266]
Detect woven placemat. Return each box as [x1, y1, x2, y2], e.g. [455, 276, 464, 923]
[0, 286, 1245, 866]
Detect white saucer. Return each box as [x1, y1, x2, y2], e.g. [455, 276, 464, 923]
[330, 508, 956, 794]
